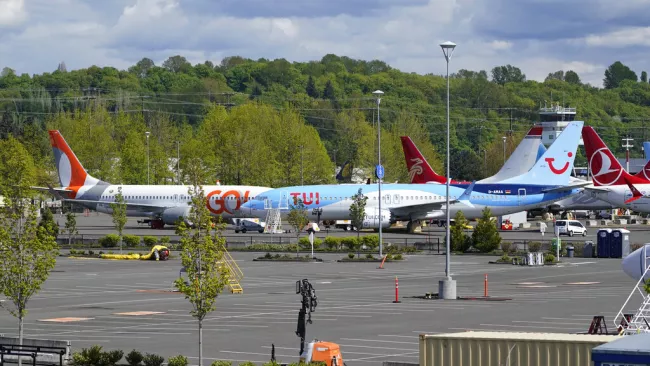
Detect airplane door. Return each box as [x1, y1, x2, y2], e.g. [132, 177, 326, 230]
[173, 194, 179, 204]
[393, 194, 401, 205]
[518, 188, 526, 205]
[279, 191, 289, 209]
[384, 194, 391, 206]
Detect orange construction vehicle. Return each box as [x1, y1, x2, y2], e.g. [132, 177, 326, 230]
[271, 279, 345, 366]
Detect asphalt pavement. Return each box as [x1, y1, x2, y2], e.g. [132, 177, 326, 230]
[0, 252, 638, 366]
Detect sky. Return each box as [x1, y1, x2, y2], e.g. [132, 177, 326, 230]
[0, 0, 649, 87]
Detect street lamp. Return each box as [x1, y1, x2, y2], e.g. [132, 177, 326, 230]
[502, 136, 507, 163]
[439, 40, 456, 300]
[145, 131, 150, 185]
[300, 144, 304, 186]
[373, 89, 384, 258]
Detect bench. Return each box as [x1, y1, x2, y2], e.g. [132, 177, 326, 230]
[0, 344, 67, 366]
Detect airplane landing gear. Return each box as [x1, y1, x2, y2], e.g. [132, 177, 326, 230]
[407, 220, 422, 234]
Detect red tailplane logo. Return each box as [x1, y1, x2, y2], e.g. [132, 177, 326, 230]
[290, 192, 321, 205]
[589, 148, 623, 186]
[545, 152, 573, 175]
[206, 189, 250, 215]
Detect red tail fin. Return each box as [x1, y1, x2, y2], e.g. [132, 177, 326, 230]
[582, 126, 647, 186]
[400, 136, 446, 184]
[635, 159, 650, 181]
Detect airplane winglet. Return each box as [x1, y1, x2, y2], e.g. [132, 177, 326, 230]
[458, 181, 476, 208]
[624, 177, 644, 204]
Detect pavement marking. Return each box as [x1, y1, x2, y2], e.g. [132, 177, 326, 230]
[39, 317, 93, 322]
[340, 338, 416, 345]
[339, 344, 417, 352]
[114, 311, 166, 316]
[564, 282, 601, 285]
[378, 334, 419, 339]
[347, 352, 419, 362]
[516, 285, 556, 288]
[480, 323, 584, 330]
[514, 282, 545, 285]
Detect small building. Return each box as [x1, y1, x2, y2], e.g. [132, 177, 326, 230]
[591, 332, 650, 365]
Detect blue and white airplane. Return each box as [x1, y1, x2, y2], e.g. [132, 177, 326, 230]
[241, 121, 589, 229]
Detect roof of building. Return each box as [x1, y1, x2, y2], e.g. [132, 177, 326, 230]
[420, 331, 618, 342]
[592, 333, 650, 355]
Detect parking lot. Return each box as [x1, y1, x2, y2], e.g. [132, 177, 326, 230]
[0, 252, 637, 365]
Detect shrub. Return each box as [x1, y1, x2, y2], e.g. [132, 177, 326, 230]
[386, 253, 393, 260]
[123, 234, 140, 248]
[632, 243, 644, 251]
[239, 362, 256, 366]
[143, 236, 158, 247]
[402, 246, 418, 254]
[126, 350, 144, 366]
[451, 211, 472, 252]
[211, 361, 233, 366]
[167, 355, 188, 366]
[544, 254, 556, 263]
[361, 235, 379, 250]
[143, 353, 164, 366]
[394, 253, 403, 260]
[528, 241, 542, 253]
[500, 242, 512, 254]
[88, 250, 94, 256]
[471, 208, 501, 253]
[347, 252, 355, 259]
[324, 236, 340, 250]
[69, 249, 76, 255]
[365, 253, 374, 259]
[341, 237, 359, 251]
[99, 234, 120, 248]
[499, 254, 511, 263]
[160, 236, 170, 244]
[106, 350, 124, 365]
[298, 236, 322, 250]
[264, 252, 272, 259]
[72, 345, 104, 366]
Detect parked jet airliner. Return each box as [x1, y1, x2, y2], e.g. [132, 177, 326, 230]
[242, 121, 587, 229]
[37, 130, 272, 228]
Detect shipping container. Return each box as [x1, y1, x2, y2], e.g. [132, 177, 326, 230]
[419, 331, 620, 366]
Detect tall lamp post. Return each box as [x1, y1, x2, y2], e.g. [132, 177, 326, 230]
[145, 131, 151, 185]
[502, 136, 507, 163]
[373, 90, 384, 258]
[439, 41, 456, 300]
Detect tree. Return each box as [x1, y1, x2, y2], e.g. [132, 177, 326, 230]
[642, 71, 648, 83]
[162, 55, 191, 73]
[450, 210, 471, 252]
[306, 75, 318, 98]
[545, 70, 564, 82]
[110, 187, 127, 254]
[471, 207, 501, 253]
[349, 188, 368, 240]
[0, 137, 57, 359]
[38, 206, 59, 240]
[322, 80, 335, 99]
[0, 202, 58, 360]
[604, 61, 638, 89]
[64, 210, 78, 246]
[287, 198, 309, 257]
[564, 70, 581, 84]
[491, 65, 526, 85]
[173, 182, 229, 366]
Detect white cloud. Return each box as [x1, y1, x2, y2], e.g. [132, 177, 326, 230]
[0, 0, 647, 88]
[0, 0, 27, 27]
[585, 27, 650, 47]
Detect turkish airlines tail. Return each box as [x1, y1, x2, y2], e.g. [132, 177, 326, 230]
[582, 126, 648, 186]
[400, 136, 467, 184]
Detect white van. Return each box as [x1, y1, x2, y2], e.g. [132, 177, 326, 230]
[554, 220, 587, 237]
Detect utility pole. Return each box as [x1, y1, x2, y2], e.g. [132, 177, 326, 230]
[622, 136, 634, 172]
[176, 141, 180, 185]
[300, 145, 304, 186]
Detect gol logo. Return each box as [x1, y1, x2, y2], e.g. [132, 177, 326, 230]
[545, 152, 573, 175]
[206, 190, 250, 215]
[589, 148, 623, 186]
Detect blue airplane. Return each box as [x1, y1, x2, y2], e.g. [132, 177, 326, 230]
[241, 121, 588, 230]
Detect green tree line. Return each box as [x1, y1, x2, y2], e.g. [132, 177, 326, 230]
[2, 54, 650, 186]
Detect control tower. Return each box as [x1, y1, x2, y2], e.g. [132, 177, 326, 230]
[538, 102, 582, 147]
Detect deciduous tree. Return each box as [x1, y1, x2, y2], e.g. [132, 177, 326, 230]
[604, 61, 638, 89]
[287, 199, 309, 257]
[349, 188, 368, 241]
[110, 187, 127, 253]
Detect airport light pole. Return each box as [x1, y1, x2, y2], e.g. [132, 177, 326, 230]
[502, 136, 506, 164]
[145, 131, 150, 185]
[439, 41, 456, 300]
[373, 90, 384, 258]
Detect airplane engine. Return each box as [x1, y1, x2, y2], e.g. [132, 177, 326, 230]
[362, 209, 391, 229]
[161, 206, 192, 226]
[622, 244, 650, 281]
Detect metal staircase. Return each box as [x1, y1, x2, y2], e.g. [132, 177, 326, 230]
[615, 264, 650, 334]
[218, 244, 244, 294]
[264, 198, 283, 233]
